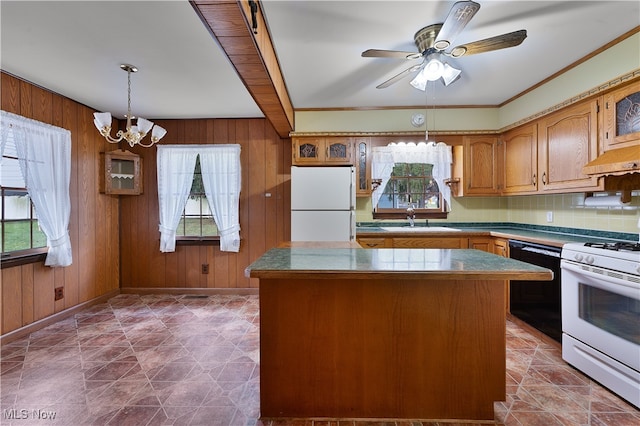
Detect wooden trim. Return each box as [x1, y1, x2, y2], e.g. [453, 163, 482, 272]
[0, 289, 119, 345]
[291, 71, 640, 137]
[120, 287, 259, 295]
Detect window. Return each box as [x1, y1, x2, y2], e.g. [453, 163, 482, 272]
[176, 156, 219, 240]
[1, 128, 47, 258]
[157, 145, 241, 253]
[375, 163, 442, 212]
[371, 142, 452, 220]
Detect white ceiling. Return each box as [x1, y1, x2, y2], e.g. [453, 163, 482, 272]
[1, 1, 639, 122]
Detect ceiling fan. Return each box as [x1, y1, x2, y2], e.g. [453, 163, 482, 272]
[362, 0, 527, 90]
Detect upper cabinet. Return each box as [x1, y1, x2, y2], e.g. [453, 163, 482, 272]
[354, 137, 371, 197]
[462, 135, 502, 195]
[537, 98, 603, 192]
[602, 80, 640, 151]
[292, 137, 353, 165]
[502, 123, 538, 195]
[99, 149, 143, 195]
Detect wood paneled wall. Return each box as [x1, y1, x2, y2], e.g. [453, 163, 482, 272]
[1, 72, 291, 336]
[119, 118, 290, 289]
[1, 72, 119, 335]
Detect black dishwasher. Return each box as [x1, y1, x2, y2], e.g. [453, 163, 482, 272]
[508, 240, 562, 342]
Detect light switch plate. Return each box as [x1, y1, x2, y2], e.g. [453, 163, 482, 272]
[546, 211, 553, 223]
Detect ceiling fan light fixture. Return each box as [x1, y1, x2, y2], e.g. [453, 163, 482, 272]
[441, 63, 462, 86]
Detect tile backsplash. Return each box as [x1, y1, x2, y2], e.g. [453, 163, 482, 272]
[356, 193, 640, 234]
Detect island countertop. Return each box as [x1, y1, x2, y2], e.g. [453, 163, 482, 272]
[247, 247, 553, 281]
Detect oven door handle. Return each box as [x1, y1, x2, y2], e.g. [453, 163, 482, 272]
[561, 260, 640, 298]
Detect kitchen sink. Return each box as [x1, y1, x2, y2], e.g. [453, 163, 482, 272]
[380, 226, 461, 232]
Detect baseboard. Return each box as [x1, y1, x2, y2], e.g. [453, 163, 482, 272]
[0, 289, 120, 345]
[120, 287, 259, 296]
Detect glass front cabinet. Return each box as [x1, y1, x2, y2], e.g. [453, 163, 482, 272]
[602, 80, 640, 150]
[100, 149, 143, 195]
[292, 137, 353, 165]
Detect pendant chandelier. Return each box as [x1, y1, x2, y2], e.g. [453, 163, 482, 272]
[93, 64, 167, 148]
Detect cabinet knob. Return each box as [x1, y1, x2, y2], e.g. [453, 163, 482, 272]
[542, 172, 547, 185]
[532, 173, 537, 186]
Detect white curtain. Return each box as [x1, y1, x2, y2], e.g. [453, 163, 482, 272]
[0, 110, 72, 267]
[156, 145, 198, 252]
[199, 145, 242, 252]
[371, 142, 452, 212]
[156, 144, 242, 253]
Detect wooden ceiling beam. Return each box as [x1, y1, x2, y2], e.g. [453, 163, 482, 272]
[191, 0, 294, 138]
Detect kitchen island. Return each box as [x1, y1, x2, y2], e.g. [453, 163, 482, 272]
[248, 247, 553, 422]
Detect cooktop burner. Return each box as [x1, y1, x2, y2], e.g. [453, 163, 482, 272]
[584, 242, 640, 252]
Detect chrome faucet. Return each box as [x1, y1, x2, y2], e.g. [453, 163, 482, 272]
[406, 206, 416, 227]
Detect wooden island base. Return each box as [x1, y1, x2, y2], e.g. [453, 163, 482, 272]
[259, 276, 506, 421]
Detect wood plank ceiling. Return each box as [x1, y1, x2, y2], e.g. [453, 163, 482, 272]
[191, 0, 294, 138]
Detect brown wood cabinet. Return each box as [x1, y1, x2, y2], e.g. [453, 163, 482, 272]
[469, 236, 493, 252]
[537, 98, 603, 193]
[292, 136, 353, 165]
[502, 123, 538, 194]
[602, 80, 640, 151]
[357, 236, 468, 249]
[354, 137, 371, 197]
[99, 149, 142, 195]
[461, 135, 502, 195]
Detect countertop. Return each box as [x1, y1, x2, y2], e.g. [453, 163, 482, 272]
[355, 222, 638, 247]
[247, 247, 553, 280]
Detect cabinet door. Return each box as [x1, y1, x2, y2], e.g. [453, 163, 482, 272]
[100, 149, 142, 195]
[293, 137, 324, 164]
[392, 237, 467, 248]
[602, 80, 640, 150]
[325, 137, 353, 163]
[463, 136, 501, 195]
[355, 137, 370, 197]
[502, 123, 538, 194]
[538, 98, 602, 192]
[469, 236, 493, 252]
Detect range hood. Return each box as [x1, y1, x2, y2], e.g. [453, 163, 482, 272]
[582, 145, 639, 177]
[582, 145, 640, 202]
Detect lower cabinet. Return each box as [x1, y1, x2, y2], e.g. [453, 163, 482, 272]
[357, 236, 468, 249]
[356, 237, 388, 248]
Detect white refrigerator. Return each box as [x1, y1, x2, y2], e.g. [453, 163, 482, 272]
[291, 166, 356, 241]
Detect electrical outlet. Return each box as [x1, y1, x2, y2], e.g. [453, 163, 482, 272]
[54, 287, 64, 301]
[546, 211, 553, 223]
[202, 264, 209, 274]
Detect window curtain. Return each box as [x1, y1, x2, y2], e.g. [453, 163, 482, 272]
[371, 142, 452, 212]
[0, 110, 72, 267]
[199, 145, 242, 252]
[156, 145, 199, 252]
[156, 144, 242, 253]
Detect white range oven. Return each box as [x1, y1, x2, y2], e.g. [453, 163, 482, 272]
[561, 241, 640, 408]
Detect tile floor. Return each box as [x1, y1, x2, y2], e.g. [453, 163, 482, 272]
[1, 294, 638, 425]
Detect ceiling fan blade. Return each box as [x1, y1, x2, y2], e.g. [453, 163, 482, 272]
[433, 0, 480, 51]
[376, 63, 423, 89]
[362, 49, 421, 59]
[450, 29, 527, 57]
